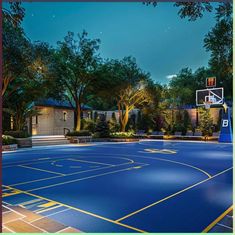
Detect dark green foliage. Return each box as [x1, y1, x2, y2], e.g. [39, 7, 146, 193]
[66, 130, 91, 136]
[204, 16, 232, 100]
[137, 113, 153, 132]
[183, 110, 191, 131]
[108, 113, 120, 132]
[94, 120, 110, 138]
[126, 114, 136, 132]
[136, 111, 142, 130]
[154, 114, 164, 131]
[174, 2, 213, 21]
[4, 131, 30, 138]
[51, 30, 101, 131]
[2, 135, 17, 145]
[2, 2, 25, 27]
[93, 111, 98, 122]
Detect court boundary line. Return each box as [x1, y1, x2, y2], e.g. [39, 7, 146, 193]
[35, 205, 62, 214]
[3, 185, 146, 233]
[2, 156, 75, 168]
[202, 205, 233, 233]
[116, 167, 232, 222]
[32, 208, 70, 223]
[18, 165, 66, 176]
[217, 223, 233, 230]
[137, 152, 212, 178]
[139, 139, 233, 145]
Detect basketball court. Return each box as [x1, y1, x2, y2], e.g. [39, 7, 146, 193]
[2, 140, 233, 233]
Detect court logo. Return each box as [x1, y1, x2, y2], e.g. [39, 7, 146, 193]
[144, 149, 176, 154]
[222, 119, 229, 127]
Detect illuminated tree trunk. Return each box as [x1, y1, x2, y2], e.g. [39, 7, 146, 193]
[120, 105, 129, 132]
[75, 103, 81, 131]
[2, 77, 10, 96]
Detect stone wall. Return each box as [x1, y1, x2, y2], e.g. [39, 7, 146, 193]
[32, 106, 74, 135]
[53, 108, 74, 135]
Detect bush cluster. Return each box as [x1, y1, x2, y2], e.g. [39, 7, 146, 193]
[66, 130, 91, 136]
[93, 120, 110, 138]
[110, 132, 134, 138]
[4, 131, 30, 138]
[2, 135, 17, 145]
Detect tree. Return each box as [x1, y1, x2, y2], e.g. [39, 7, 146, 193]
[94, 119, 110, 138]
[93, 57, 151, 132]
[138, 81, 163, 131]
[3, 77, 43, 132]
[2, 2, 25, 27]
[146, 1, 232, 100]
[2, 14, 30, 97]
[198, 107, 213, 136]
[117, 82, 150, 132]
[51, 31, 101, 131]
[168, 67, 213, 106]
[204, 3, 232, 100]
[144, 1, 213, 21]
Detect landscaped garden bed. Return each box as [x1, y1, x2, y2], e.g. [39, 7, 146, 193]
[4, 131, 32, 148]
[66, 130, 92, 143]
[2, 135, 18, 151]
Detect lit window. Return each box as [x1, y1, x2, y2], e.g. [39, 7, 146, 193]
[63, 111, 67, 121]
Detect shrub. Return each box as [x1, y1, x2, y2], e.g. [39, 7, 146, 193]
[108, 113, 120, 132]
[2, 135, 17, 145]
[110, 131, 134, 138]
[81, 119, 96, 133]
[66, 130, 91, 136]
[4, 131, 30, 138]
[198, 107, 213, 136]
[94, 120, 110, 138]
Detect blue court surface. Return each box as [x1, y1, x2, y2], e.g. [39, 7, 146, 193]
[2, 140, 233, 233]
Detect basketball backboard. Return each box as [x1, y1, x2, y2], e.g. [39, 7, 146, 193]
[196, 87, 224, 107]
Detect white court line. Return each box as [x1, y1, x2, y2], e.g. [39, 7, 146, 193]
[35, 208, 70, 222]
[139, 139, 233, 145]
[217, 223, 233, 230]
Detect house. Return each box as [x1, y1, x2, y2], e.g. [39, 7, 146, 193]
[28, 99, 91, 136]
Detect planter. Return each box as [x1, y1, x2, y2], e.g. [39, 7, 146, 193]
[16, 138, 32, 148]
[2, 144, 18, 151]
[67, 136, 92, 143]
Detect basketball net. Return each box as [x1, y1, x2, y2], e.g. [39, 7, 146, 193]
[204, 101, 212, 109]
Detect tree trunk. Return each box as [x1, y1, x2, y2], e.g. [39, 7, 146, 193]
[120, 106, 129, 132]
[75, 103, 81, 131]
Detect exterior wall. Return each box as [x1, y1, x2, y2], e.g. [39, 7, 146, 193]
[53, 108, 74, 135]
[32, 106, 74, 135]
[32, 107, 54, 135]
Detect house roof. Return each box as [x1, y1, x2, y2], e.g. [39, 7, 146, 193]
[34, 98, 92, 110]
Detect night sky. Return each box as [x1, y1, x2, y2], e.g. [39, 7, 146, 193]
[12, 2, 217, 84]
